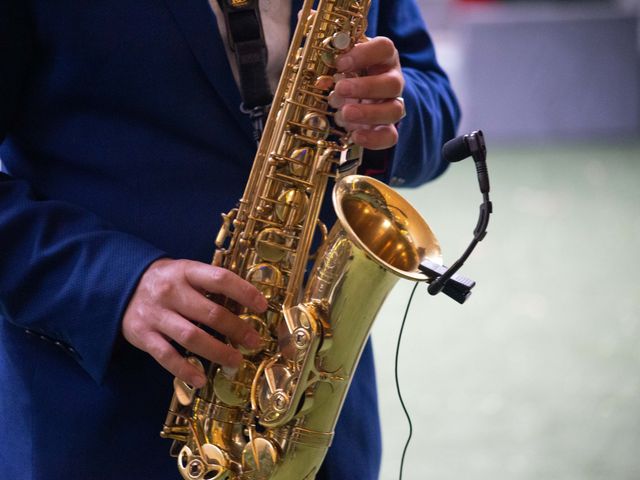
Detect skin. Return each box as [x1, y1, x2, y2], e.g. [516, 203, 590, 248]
[122, 36, 406, 388]
[334, 36, 406, 149]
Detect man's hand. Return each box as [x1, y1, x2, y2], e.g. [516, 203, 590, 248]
[122, 259, 267, 388]
[333, 36, 406, 150]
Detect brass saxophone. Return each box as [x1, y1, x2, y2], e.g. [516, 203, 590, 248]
[161, 0, 441, 477]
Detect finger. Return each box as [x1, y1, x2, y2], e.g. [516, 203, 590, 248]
[328, 92, 359, 109]
[334, 109, 371, 131]
[144, 331, 207, 388]
[341, 98, 405, 126]
[157, 310, 244, 368]
[352, 125, 399, 150]
[336, 37, 398, 73]
[184, 263, 268, 313]
[177, 289, 263, 349]
[334, 71, 404, 100]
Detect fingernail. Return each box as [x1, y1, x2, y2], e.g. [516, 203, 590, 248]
[352, 131, 367, 145]
[336, 80, 354, 97]
[232, 350, 243, 365]
[335, 110, 346, 127]
[255, 294, 268, 312]
[345, 105, 363, 122]
[223, 351, 243, 371]
[222, 365, 238, 378]
[333, 72, 346, 82]
[328, 91, 346, 109]
[192, 375, 206, 388]
[243, 330, 263, 349]
[336, 55, 353, 72]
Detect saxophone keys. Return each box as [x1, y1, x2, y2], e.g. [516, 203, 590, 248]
[213, 360, 258, 407]
[275, 189, 309, 225]
[320, 31, 352, 68]
[301, 112, 330, 140]
[234, 314, 269, 356]
[212, 249, 225, 268]
[246, 263, 284, 301]
[256, 364, 294, 422]
[173, 356, 205, 406]
[255, 228, 290, 263]
[319, 39, 337, 68]
[215, 208, 237, 248]
[241, 437, 279, 478]
[288, 147, 312, 177]
[331, 31, 352, 51]
[177, 444, 230, 480]
[314, 75, 334, 91]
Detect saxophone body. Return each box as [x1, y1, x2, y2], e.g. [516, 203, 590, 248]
[161, 0, 441, 477]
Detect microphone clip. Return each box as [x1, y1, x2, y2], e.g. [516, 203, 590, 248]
[419, 260, 476, 304]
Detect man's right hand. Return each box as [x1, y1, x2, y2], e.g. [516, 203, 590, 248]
[122, 258, 268, 388]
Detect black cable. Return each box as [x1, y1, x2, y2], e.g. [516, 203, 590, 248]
[395, 281, 420, 480]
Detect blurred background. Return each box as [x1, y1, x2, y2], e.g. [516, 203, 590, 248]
[372, 0, 640, 479]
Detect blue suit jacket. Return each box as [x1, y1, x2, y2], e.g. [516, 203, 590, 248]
[0, 0, 459, 478]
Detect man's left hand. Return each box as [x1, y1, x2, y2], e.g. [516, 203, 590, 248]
[333, 36, 405, 150]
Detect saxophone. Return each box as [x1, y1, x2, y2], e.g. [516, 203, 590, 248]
[161, 0, 441, 477]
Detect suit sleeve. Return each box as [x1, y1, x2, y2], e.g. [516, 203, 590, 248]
[0, 2, 166, 384]
[362, 0, 461, 187]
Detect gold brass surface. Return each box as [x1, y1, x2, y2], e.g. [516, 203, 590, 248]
[334, 175, 441, 281]
[161, 0, 442, 477]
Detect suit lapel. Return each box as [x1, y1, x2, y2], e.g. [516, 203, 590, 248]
[162, 0, 251, 136]
[162, 0, 306, 139]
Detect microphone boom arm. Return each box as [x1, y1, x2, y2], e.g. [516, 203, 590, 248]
[420, 130, 493, 304]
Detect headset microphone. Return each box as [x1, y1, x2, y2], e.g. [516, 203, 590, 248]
[418, 130, 493, 304]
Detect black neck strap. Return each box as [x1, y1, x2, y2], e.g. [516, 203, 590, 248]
[216, 0, 272, 127]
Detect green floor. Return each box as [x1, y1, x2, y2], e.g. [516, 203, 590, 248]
[371, 141, 640, 480]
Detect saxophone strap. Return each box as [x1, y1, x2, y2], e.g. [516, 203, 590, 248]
[217, 0, 272, 139]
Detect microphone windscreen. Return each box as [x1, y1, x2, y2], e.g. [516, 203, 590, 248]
[442, 135, 470, 163]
